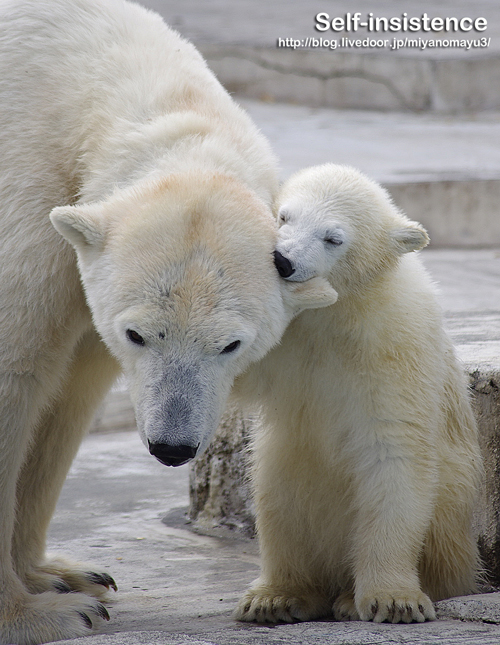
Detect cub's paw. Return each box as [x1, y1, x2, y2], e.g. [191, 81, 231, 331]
[0, 590, 110, 644]
[355, 589, 436, 623]
[22, 556, 117, 598]
[234, 585, 330, 623]
[333, 591, 359, 621]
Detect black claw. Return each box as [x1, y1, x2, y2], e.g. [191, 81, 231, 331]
[101, 573, 118, 592]
[96, 603, 110, 621]
[85, 571, 117, 591]
[78, 612, 93, 629]
[53, 579, 72, 594]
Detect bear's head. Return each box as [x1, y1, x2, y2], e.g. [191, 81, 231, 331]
[51, 172, 336, 465]
[274, 164, 429, 297]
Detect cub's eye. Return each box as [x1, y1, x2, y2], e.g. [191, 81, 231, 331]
[126, 329, 145, 346]
[278, 209, 288, 224]
[221, 340, 241, 354]
[324, 235, 344, 246]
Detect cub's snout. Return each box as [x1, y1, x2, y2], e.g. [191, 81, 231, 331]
[273, 250, 295, 278]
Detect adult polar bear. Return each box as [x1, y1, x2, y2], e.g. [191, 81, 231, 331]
[235, 164, 482, 624]
[0, 1, 336, 643]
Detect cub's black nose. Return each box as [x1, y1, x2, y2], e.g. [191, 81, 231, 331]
[148, 441, 198, 467]
[273, 250, 295, 278]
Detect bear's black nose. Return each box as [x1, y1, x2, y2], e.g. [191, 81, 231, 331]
[273, 250, 295, 278]
[148, 441, 198, 467]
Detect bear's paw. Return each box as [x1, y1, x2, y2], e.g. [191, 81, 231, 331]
[0, 589, 110, 645]
[333, 591, 360, 621]
[21, 556, 117, 598]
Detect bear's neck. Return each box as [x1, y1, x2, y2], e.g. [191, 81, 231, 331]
[78, 108, 278, 208]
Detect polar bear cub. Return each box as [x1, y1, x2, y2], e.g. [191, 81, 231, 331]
[236, 164, 482, 624]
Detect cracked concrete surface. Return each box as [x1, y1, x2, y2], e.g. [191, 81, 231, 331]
[139, 0, 500, 112]
[202, 46, 416, 111]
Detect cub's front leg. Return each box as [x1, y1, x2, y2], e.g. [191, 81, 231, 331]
[234, 443, 332, 623]
[235, 579, 330, 623]
[345, 426, 438, 623]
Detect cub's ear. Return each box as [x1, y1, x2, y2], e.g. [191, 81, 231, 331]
[390, 221, 429, 254]
[282, 276, 338, 319]
[50, 203, 107, 250]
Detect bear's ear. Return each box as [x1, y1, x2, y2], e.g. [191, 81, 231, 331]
[282, 276, 338, 318]
[390, 222, 429, 254]
[50, 203, 107, 250]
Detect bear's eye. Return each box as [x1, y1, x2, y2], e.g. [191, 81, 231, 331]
[221, 340, 241, 354]
[278, 209, 288, 224]
[126, 329, 145, 346]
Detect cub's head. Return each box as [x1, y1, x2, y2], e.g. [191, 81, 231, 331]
[274, 164, 429, 296]
[51, 172, 335, 466]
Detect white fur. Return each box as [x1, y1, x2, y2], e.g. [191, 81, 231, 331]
[0, 3, 336, 643]
[235, 164, 483, 624]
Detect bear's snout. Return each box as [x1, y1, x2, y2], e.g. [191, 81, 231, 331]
[274, 250, 295, 278]
[148, 441, 199, 467]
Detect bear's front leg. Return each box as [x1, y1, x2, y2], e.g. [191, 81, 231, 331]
[346, 430, 437, 623]
[0, 369, 111, 644]
[12, 331, 120, 601]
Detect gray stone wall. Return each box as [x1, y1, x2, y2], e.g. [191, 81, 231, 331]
[189, 407, 256, 538]
[472, 369, 500, 583]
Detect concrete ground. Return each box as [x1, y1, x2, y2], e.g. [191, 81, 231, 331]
[422, 249, 500, 369]
[238, 99, 500, 185]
